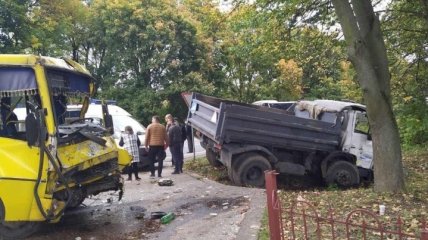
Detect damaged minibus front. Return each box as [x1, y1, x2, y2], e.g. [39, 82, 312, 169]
[0, 55, 131, 239]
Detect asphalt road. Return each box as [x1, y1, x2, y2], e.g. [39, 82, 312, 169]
[28, 147, 266, 240]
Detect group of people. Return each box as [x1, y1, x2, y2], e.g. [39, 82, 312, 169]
[120, 114, 193, 181]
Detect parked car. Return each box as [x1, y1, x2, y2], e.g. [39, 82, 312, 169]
[252, 100, 295, 111]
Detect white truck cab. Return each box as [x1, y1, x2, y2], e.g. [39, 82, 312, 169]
[295, 100, 374, 173]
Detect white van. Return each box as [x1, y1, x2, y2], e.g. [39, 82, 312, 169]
[68, 104, 146, 142]
[67, 103, 150, 168]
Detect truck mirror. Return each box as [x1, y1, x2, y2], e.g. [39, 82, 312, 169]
[25, 112, 39, 146]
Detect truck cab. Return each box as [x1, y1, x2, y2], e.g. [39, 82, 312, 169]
[0, 55, 131, 239]
[295, 100, 373, 172]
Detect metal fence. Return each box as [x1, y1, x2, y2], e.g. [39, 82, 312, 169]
[265, 170, 428, 240]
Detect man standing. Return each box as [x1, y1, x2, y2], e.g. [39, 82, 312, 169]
[165, 114, 175, 166]
[185, 122, 193, 153]
[145, 116, 169, 178]
[166, 114, 184, 174]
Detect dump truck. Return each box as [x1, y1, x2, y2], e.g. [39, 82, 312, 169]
[187, 93, 373, 188]
[0, 55, 131, 239]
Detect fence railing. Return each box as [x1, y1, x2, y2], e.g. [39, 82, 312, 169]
[265, 170, 428, 240]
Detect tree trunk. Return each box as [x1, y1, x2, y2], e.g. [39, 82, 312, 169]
[331, 0, 404, 192]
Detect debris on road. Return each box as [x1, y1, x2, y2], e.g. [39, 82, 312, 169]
[160, 212, 175, 224]
[26, 172, 265, 240]
[131, 206, 147, 219]
[158, 178, 174, 186]
[151, 211, 167, 219]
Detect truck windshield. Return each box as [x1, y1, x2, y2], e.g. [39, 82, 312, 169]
[354, 112, 370, 135]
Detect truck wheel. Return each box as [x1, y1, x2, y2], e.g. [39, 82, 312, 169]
[228, 154, 246, 184]
[235, 154, 272, 187]
[326, 161, 360, 188]
[206, 149, 222, 167]
[0, 222, 40, 239]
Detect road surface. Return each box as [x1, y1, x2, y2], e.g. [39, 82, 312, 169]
[28, 153, 266, 240]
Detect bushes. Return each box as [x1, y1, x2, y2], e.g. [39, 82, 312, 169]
[396, 99, 428, 147]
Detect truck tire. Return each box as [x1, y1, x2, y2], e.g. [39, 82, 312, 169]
[206, 149, 222, 167]
[235, 153, 272, 187]
[326, 161, 360, 188]
[228, 154, 246, 184]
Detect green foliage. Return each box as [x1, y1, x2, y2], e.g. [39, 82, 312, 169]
[396, 100, 428, 146]
[382, 0, 428, 147]
[0, 0, 426, 147]
[257, 210, 269, 240]
[0, 0, 33, 53]
[84, 0, 215, 124]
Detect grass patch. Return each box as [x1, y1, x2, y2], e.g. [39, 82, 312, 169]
[257, 210, 270, 240]
[184, 157, 231, 184]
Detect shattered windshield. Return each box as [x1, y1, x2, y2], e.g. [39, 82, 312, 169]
[45, 68, 91, 125]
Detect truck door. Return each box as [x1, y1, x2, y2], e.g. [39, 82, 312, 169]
[348, 111, 373, 170]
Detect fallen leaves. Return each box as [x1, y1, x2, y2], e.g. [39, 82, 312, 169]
[277, 150, 428, 239]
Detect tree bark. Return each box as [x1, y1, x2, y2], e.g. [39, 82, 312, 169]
[331, 0, 404, 192]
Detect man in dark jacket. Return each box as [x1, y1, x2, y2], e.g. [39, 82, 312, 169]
[166, 114, 184, 174]
[185, 122, 193, 153]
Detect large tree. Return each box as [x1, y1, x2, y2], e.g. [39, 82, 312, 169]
[331, 0, 404, 192]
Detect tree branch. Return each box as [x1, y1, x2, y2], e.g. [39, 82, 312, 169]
[331, 0, 360, 55]
[351, 0, 376, 37]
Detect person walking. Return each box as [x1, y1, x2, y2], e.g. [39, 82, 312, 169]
[119, 126, 141, 181]
[166, 115, 184, 174]
[165, 114, 175, 166]
[145, 115, 169, 178]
